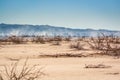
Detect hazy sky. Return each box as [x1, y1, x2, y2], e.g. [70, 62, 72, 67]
[0, 0, 120, 30]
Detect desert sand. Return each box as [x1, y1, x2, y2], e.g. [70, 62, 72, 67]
[0, 42, 120, 80]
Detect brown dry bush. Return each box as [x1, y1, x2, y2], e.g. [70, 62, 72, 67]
[70, 41, 84, 50]
[0, 59, 45, 80]
[87, 33, 120, 57]
[0, 38, 8, 42]
[64, 36, 71, 41]
[77, 36, 87, 42]
[97, 36, 120, 56]
[0, 38, 11, 45]
[45, 36, 63, 45]
[87, 36, 105, 50]
[8, 36, 25, 44]
[32, 36, 46, 44]
[101, 42, 120, 56]
[53, 36, 63, 41]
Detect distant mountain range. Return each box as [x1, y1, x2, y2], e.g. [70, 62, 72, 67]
[0, 23, 120, 37]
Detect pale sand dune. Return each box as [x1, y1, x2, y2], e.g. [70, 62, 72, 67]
[0, 42, 120, 80]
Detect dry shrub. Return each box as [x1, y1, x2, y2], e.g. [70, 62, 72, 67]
[53, 36, 62, 41]
[0, 59, 45, 80]
[8, 36, 25, 44]
[0, 35, 64, 44]
[0, 37, 11, 45]
[46, 36, 63, 43]
[77, 36, 87, 41]
[32, 36, 45, 44]
[87, 36, 105, 50]
[87, 33, 120, 57]
[106, 35, 120, 44]
[114, 37, 120, 44]
[101, 43, 120, 56]
[64, 36, 71, 41]
[0, 39, 8, 42]
[97, 35, 120, 56]
[70, 41, 84, 50]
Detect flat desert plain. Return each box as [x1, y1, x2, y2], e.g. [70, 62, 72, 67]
[0, 41, 120, 80]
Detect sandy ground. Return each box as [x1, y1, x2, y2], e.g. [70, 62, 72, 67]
[0, 42, 94, 59]
[0, 42, 120, 80]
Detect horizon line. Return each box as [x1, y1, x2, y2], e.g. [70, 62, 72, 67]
[0, 23, 120, 31]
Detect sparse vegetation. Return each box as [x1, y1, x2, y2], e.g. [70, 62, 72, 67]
[0, 34, 120, 80]
[0, 34, 120, 57]
[86, 33, 120, 57]
[8, 36, 25, 44]
[87, 36, 105, 50]
[64, 36, 71, 41]
[32, 36, 46, 44]
[0, 59, 45, 80]
[53, 36, 63, 41]
[70, 41, 84, 50]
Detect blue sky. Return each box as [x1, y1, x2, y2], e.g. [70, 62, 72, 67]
[0, 0, 120, 30]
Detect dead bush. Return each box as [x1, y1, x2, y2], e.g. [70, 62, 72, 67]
[0, 59, 45, 80]
[53, 36, 62, 41]
[87, 36, 105, 50]
[0, 39, 8, 42]
[87, 33, 120, 57]
[64, 36, 71, 41]
[70, 41, 84, 50]
[113, 36, 120, 44]
[33, 36, 45, 44]
[8, 36, 25, 44]
[101, 43, 120, 56]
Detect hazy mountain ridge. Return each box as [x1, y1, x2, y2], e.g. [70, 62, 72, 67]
[0, 23, 120, 37]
